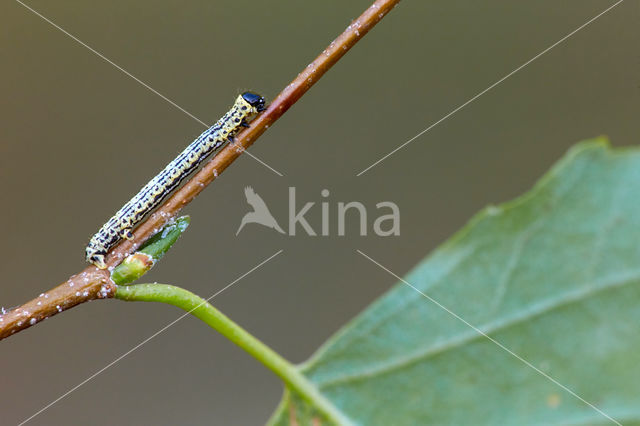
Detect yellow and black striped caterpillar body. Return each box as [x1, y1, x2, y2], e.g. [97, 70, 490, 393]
[86, 92, 266, 269]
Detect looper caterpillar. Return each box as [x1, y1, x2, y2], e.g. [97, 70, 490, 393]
[85, 92, 266, 269]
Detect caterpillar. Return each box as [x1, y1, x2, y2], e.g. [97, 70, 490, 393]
[85, 92, 266, 269]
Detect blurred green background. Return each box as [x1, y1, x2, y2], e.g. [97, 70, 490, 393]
[1, 0, 637, 424]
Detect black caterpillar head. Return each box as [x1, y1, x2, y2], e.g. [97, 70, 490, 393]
[242, 92, 266, 112]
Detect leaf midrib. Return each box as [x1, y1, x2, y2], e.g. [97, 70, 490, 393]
[314, 268, 640, 389]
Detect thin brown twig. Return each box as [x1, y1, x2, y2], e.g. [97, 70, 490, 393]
[0, 0, 401, 340]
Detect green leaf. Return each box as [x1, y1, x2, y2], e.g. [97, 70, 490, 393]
[111, 216, 190, 285]
[269, 138, 640, 425]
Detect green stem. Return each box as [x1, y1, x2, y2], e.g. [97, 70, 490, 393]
[115, 283, 352, 426]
